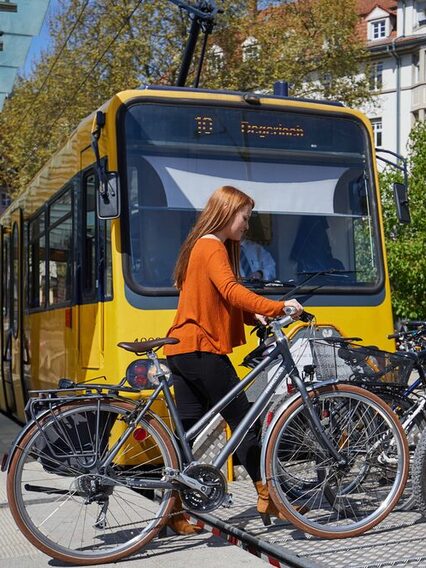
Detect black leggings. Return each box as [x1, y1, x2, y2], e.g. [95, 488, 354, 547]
[167, 351, 261, 482]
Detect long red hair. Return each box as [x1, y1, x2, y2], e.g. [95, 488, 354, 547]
[173, 186, 255, 290]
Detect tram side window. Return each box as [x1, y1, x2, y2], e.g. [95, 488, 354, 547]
[83, 173, 113, 300]
[48, 190, 72, 306]
[83, 174, 96, 297]
[101, 219, 113, 299]
[28, 213, 46, 309]
[11, 223, 19, 334]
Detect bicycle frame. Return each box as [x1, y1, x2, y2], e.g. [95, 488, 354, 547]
[100, 317, 346, 487]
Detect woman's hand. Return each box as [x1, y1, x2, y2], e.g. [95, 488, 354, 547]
[283, 298, 303, 319]
[254, 314, 268, 326]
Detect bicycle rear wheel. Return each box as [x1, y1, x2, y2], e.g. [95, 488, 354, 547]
[7, 399, 179, 565]
[264, 384, 409, 538]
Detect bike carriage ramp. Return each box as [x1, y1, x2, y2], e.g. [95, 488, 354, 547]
[189, 479, 426, 567]
[185, 391, 426, 568]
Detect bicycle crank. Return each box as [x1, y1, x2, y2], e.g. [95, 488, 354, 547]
[171, 463, 230, 513]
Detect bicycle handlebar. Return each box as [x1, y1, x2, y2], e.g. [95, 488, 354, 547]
[283, 306, 315, 323]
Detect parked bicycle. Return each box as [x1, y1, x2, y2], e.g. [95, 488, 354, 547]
[255, 323, 426, 512]
[2, 309, 409, 565]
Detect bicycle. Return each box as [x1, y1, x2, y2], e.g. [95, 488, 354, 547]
[2, 309, 409, 565]
[254, 325, 426, 512]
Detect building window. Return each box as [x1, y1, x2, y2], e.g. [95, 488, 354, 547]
[1, 191, 10, 209]
[370, 118, 383, 147]
[370, 19, 387, 40]
[370, 62, 383, 90]
[209, 44, 224, 71]
[413, 53, 420, 83]
[322, 73, 332, 90]
[242, 36, 260, 62]
[416, 1, 426, 26]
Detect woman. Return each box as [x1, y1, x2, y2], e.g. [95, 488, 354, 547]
[164, 186, 303, 533]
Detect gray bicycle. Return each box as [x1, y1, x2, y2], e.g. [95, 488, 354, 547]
[3, 309, 409, 565]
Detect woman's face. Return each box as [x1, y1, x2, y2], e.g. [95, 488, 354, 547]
[223, 204, 252, 241]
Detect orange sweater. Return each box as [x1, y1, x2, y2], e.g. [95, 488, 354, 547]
[164, 238, 285, 356]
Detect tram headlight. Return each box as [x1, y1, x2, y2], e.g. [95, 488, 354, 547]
[125, 359, 172, 389]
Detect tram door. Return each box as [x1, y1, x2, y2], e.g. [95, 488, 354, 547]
[78, 164, 104, 371]
[1, 211, 26, 420]
[0, 226, 9, 412]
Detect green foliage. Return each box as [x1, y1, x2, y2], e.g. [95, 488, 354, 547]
[0, 0, 371, 198]
[380, 123, 426, 320]
[203, 0, 371, 106]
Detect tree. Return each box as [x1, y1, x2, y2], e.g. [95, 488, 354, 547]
[0, 0, 371, 198]
[203, 0, 371, 105]
[380, 123, 426, 320]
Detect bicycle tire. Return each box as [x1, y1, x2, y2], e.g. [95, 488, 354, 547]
[363, 386, 426, 512]
[264, 383, 409, 539]
[7, 399, 179, 565]
[412, 428, 426, 516]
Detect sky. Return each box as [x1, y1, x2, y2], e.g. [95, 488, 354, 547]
[22, 0, 58, 76]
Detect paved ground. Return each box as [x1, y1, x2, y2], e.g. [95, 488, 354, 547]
[0, 412, 266, 568]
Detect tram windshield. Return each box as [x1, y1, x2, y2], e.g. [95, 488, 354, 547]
[121, 102, 382, 294]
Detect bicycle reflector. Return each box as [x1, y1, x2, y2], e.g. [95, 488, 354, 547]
[125, 359, 171, 389]
[125, 360, 152, 389]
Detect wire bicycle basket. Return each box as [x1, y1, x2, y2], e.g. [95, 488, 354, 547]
[309, 338, 416, 385]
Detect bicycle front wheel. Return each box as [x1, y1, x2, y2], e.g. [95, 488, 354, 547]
[265, 384, 409, 539]
[7, 400, 179, 565]
[412, 427, 426, 516]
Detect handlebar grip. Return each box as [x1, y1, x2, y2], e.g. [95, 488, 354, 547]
[300, 310, 315, 323]
[387, 333, 399, 339]
[58, 378, 75, 389]
[283, 307, 315, 323]
[284, 306, 297, 316]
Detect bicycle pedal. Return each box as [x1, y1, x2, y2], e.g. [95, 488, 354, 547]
[157, 526, 170, 539]
[222, 493, 233, 508]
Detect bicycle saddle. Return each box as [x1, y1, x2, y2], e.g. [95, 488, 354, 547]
[118, 337, 179, 354]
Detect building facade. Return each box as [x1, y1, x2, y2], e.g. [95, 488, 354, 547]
[357, 0, 426, 157]
[0, 0, 50, 110]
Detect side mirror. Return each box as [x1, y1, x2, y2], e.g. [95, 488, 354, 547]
[97, 172, 120, 219]
[393, 182, 411, 224]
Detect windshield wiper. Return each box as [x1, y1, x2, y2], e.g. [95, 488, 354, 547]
[297, 269, 358, 280]
[241, 278, 296, 290]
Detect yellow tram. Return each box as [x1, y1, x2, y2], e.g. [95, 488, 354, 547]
[0, 86, 396, 423]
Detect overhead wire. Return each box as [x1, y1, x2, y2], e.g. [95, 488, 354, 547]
[47, 0, 146, 133]
[18, 0, 91, 128]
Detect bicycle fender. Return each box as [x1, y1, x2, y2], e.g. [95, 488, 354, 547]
[2, 397, 115, 473]
[259, 381, 337, 484]
[2, 417, 40, 473]
[2, 402, 182, 473]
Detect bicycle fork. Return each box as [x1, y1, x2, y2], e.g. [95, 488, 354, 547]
[277, 335, 347, 467]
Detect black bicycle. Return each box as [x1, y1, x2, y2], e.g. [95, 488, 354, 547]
[3, 309, 409, 565]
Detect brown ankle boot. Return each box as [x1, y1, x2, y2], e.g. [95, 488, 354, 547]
[167, 495, 202, 535]
[255, 481, 289, 526]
